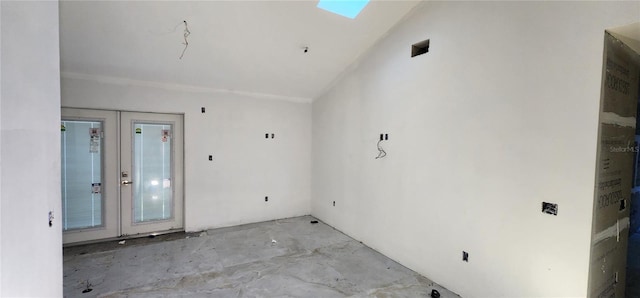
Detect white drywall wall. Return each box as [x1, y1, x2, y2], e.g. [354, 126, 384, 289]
[0, 1, 62, 296]
[61, 75, 311, 232]
[311, 1, 640, 297]
[0, 2, 3, 295]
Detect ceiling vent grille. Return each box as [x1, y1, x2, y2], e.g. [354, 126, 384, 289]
[411, 39, 430, 57]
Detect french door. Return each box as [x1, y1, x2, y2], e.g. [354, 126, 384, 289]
[61, 108, 183, 244]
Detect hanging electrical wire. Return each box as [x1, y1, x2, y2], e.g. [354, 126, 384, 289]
[179, 20, 191, 59]
[375, 139, 387, 159]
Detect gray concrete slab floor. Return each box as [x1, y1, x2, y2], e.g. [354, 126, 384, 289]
[63, 216, 459, 297]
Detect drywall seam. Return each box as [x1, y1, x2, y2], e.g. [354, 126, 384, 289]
[61, 72, 313, 104]
[600, 112, 636, 128]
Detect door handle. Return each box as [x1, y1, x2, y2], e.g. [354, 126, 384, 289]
[121, 180, 133, 185]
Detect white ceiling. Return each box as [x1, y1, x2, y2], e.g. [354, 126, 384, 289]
[59, 0, 421, 101]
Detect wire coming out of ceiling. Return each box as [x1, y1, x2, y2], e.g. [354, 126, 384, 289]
[180, 20, 191, 59]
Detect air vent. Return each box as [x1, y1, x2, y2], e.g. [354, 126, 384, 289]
[411, 39, 430, 57]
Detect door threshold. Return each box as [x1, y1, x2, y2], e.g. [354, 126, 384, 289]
[63, 228, 185, 248]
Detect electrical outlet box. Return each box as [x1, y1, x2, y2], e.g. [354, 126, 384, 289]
[542, 202, 558, 216]
[265, 196, 268, 202]
[462, 251, 469, 262]
[208, 155, 213, 161]
[201, 107, 206, 113]
[333, 201, 335, 206]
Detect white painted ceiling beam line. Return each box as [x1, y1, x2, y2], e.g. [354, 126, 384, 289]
[61, 72, 313, 104]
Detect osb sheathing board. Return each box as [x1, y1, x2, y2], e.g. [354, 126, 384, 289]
[589, 32, 639, 298]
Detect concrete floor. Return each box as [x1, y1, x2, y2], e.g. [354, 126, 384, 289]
[64, 216, 459, 297]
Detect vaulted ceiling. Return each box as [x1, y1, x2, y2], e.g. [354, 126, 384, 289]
[59, 1, 421, 101]
[609, 22, 640, 55]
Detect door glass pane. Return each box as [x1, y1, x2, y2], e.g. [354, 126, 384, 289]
[133, 123, 173, 223]
[61, 120, 103, 230]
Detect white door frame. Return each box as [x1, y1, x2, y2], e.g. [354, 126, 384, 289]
[62, 108, 119, 244]
[120, 111, 184, 236]
[62, 108, 184, 244]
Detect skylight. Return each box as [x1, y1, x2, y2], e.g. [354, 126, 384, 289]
[317, 0, 370, 19]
